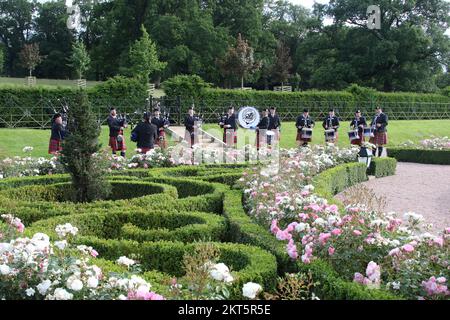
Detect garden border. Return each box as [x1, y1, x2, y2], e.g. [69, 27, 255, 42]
[387, 148, 450, 165]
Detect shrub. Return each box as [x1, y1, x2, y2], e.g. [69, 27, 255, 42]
[387, 148, 450, 165]
[162, 75, 211, 100]
[368, 157, 398, 178]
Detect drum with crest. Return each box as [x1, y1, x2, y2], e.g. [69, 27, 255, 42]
[324, 129, 336, 142]
[363, 127, 374, 138]
[348, 130, 360, 142]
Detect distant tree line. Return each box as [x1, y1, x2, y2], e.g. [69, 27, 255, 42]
[0, 0, 449, 92]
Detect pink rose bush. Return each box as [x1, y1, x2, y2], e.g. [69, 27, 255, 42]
[239, 146, 449, 300]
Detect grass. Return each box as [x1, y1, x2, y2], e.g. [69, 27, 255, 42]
[1, 120, 449, 159]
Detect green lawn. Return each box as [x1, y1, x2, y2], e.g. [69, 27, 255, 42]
[1, 120, 449, 159]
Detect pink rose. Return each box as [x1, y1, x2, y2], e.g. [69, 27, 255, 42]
[319, 233, 331, 245]
[328, 246, 335, 256]
[91, 250, 99, 258]
[329, 205, 338, 213]
[353, 230, 362, 236]
[331, 228, 342, 236]
[402, 244, 414, 253]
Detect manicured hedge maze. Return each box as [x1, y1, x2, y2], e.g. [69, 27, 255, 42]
[0, 163, 399, 299]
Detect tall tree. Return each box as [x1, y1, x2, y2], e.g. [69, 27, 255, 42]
[60, 90, 111, 203]
[272, 41, 293, 87]
[219, 34, 261, 89]
[127, 25, 167, 83]
[19, 43, 43, 77]
[67, 41, 91, 80]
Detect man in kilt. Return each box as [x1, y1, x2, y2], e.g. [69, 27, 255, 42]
[322, 109, 340, 143]
[131, 112, 158, 154]
[220, 106, 238, 147]
[370, 107, 389, 157]
[296, 109, 315, 147]
[184, 107, 200, 148]
[256, 108, 269, 150]
[268, 107, 281, 146]
[48, 113, 66, 155]
[151, 107, 169, 149]
[350, 110, 367, 146]
[107, 107, 127, 157]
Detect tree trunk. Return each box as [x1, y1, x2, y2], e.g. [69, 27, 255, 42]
[29, 68, 32, 77]
[241, 76, 244, 89]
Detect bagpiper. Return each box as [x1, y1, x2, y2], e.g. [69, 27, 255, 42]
[151, 107, 170, 149]
[219, 106, 238, 147]
[370, 106, 389, 157]
[296, 109, 315, 147]
[107, 107, 127, 157]
[184, 107, 200, 148]
[322, 109, 340, 143]
[131, 112, 158, 154]
[349, 110, 367, 146]
[256, 108, 270, 150]
[48, 113, 66, 155]
[268, 107, 281, 146]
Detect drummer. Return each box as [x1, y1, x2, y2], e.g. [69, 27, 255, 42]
[322, 109, 340, 143]
[370, 106, 389, 157]
[296, 109, 315, 147]
[256, 108, 270, 150]
[349, 110, 367, 146]
[268, 107, 281, 146]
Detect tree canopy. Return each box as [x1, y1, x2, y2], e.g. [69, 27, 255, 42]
[0, 0, 448, 92]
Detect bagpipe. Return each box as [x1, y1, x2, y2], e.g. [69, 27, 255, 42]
[218, 113, 227, 129]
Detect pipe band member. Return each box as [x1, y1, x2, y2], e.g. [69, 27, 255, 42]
[370, 106, 389, 157]
[132, 112, 158, 154]
[220, 106, 238, 147]
[48, 113, 66, 155]
[107, 107, 127, 157]
[256, 108, 270, 150]
[151, 107, 169, 149]
[268, 107, 281, 145]
[350, 110, 367, 146]
[184, 106, 199, 148]
[296, 109, 315, 147]
[322, 108, 340, 143]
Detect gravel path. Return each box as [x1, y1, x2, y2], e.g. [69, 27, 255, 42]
[335, 162, 450, 233]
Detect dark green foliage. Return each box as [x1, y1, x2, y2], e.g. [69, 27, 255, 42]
[368, 158, 398, 178]
[387, 148, 450, 165]
[59, 90, 111, 203]
[162, 75, 211, 100]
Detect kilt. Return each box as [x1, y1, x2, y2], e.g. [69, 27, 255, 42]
[325, 131, 339, 143]
[351, 128, 365, 146]
[156, 130, 167, 149]
[48, 139, 62, 154]
[370, 131, 388, 146]
[256, 131, 266, 149]
[109, 132, 127, 152]
[223, 129, 237, 145]
[296, 131, 311, 143]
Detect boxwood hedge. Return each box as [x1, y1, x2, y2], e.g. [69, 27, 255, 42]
[387, 148, 450, 165]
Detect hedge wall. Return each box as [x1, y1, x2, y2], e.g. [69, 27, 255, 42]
[368, 158, 398, 178]
[387, 148, 450, 165]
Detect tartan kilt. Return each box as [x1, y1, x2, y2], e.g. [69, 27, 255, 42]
[109, 133, 127, 152]
[370, 132, 388, 146]
[351, 128, 365, 146]
[296, 131, 312, 143]
[223, 129, 237, 145]
[256, 131, 266, 149]
[48, 139, 62, 154]
[325, 131, 339, 143]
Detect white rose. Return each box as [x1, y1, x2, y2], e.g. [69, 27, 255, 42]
[52, 288, 73, 300]
[0, 264, 11, 275]
[67, 278, 83, 292]
[117, 256, 135, 267]
[37, 280, 52, 295]
[242, 282, 262, 299]
[25, 288, 36, 297]
[54, 240, 67, 250]
[87, 277, 99, 289]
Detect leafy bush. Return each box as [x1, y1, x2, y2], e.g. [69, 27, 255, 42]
[162, 75, 211, 100]
[368, 158, 398, 178]
[388, 148, 450, 165]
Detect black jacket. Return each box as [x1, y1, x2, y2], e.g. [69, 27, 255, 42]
[151, 117, 167, 131]
[184, 115, 198, 132]
[322, 116, 340, 131]
[371, 113, 388, 133]
[131, 122, 158, 149]
[350, 117, 367, 129]
[50, 123, 66, 141]
[268, 114, 281, 130]
[223, 114, 237, 130]
[107, 116, 124, 138]
[296, 115, 314, 132]
[257, 116, 269, 130]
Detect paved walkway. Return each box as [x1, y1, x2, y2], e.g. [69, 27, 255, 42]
[336, 163, 450, 233]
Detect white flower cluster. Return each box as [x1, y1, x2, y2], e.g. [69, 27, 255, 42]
[205, 262, 234, 283]
[242, 282, 263, 299]
[55, 223, 79, 238]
